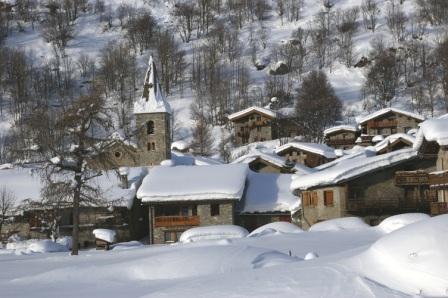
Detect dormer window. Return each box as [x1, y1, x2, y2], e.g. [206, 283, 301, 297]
[146, 121, 155, 135]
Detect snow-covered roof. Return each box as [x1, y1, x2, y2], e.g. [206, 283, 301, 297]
[137, 164, 248, 202]
[238, 171, 300, 213]
[413, 118, 448, 149]
[275, 142, 337, 159]
[0, 164, 145, 209]
[228, 106, 276, 121]
[291, 148, 418, 191]
[323, 125, 358, 136]
[168, 151, 223, 166]
[357, 108, 424, 124]
[231, 149, 314, 175]
[372, 135, 384, 143]
[134, 56, 171, 114]
[374, 133, 415, 153]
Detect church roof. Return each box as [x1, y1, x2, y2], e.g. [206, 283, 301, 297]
[134, 56, 172, 114]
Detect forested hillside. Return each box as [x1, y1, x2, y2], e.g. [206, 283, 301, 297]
[1, 0, 448, 162]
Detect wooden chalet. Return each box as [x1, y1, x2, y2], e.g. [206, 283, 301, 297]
[228, 106, 277, 146]
[324, 125, 359, 150]
[275, 142, 337, 168]
[358, 108, 424, 139]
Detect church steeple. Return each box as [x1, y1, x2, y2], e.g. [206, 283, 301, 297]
[134, 56, 171, 115]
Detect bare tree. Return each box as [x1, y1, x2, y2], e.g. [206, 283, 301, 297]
[173, 2, 197, 43]
[336, 7, 359, 67]
[41, 4, 76, 51]
[13, 90, 118, 255]
[386, 2, 408, 42]
[126, 11, 157, 53]
[0, 186, 15, 238]
[190, 100, 214, 156]
[361, 0, 379, 32]
[437, 37, 448, 112]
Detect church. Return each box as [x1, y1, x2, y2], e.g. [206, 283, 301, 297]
[104, 56, 173, 169]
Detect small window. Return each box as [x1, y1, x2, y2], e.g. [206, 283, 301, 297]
[257, 126, 261, 132]
[164, 231, 183, 243]
[114, 151, 122, 158]
[181, 206, 189, 216]
[256, 116, 261, 121]
[151, 142, 156, 151]
[192, 205, 197, 216]
[324, 190, 334, 207]
[210, 204, 220, 216]
[147, 143, 151, 151]
[146, 121, 155, 135]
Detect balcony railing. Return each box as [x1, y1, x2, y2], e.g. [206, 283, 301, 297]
[395, 171, 430, 186]
[430, 202, 448, 215]
[325, 138, 356, 146]
[429, 172, 448, 188]
[367, 119, 398, 129]
[154, 216, 200, 228]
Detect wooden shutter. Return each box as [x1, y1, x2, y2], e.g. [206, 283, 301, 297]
[324, 191, 334, 206]
[312, 191, 318, 207]
[302, 192, 309, 207]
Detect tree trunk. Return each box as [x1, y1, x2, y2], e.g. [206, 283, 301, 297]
[71, 173, 81, 255]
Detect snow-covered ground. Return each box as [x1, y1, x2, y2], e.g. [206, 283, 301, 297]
[0, 214, 446, 297]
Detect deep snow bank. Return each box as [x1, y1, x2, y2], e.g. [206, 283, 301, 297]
[309, 217, 370, 232]
[377, 213, 430, 233]
[356, 215, 448, 296]
[179, 225, 249, 243]
[248, 222, 303, 237]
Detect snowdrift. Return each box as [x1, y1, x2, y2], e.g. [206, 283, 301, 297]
[377, 213, 430, 233]
[248, 222, 303, 237]
[6, 239, 69, 254]
[356, 215, 448, 296]
[179, 225, 249, 243]
[309, 217, 370, 232]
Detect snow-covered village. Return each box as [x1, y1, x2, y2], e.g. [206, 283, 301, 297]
[0, 0, 448, 297]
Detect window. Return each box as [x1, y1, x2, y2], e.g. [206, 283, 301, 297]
[151, 142, 156, 151]
[114, 151, 122, 158]
[210, 204, 220, 216]
[146, 121, 155, 135]
[302, 192, 318, 207]
[256, 116, 261, 121]
[257, 126, 261, 132]
[192, 205, 197, 216]
[147, 143, 151, 151]
[181, 206, 189, 216]
[164, 231, 183, 243]
[324, 190, 334, 207]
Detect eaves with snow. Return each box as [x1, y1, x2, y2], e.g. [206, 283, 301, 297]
[227, 106, 276, 121]
[413, 118, 448, 150]
[275, 142, 338, 159]
[323, 125, 358, 136]
[357, 107, 425, 124]
[137, 164, 248, 202]
[290, 148, 418, 191]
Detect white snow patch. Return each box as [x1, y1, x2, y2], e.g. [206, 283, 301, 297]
[309, 217, 370, 232]
[179, 225, 249, 243]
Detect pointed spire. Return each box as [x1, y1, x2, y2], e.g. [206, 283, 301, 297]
[134, 56, 172, 114]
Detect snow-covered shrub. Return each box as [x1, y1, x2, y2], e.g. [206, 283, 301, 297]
[377, 213, 430, 233]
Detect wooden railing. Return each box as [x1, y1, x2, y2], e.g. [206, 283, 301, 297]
[325, 138, 356, 146]
[154, 216, 200, 228]
[367, 119, 398, 129]
[429, 172, 448, 187]
[430, 202, 448, 215]
[395, 171, 430, 186]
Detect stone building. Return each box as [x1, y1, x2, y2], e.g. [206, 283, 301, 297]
[105, 56, 172, 168]
[275, 142, 337, 168]
[415, 118, 448, 215]
[137, 164, 248, 244]
[228, 106, 277, 146]
[358, 108, 424, 138]
[0, 165, 148, 247]
[323, 125, 358, 150]
[291, 147, 436, 229]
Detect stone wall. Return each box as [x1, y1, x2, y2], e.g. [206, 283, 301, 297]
[149, 201, 235, 244]
[300, 186, 346, 229]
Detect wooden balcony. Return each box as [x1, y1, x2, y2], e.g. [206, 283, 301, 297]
[325, 138, 356, 146]
[395, 171, 430, 186]
[154, 216, 200, 228]
[367, 119, 398, 129]
[430, 202, 448, 215]
[429, 172, 448, 188]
